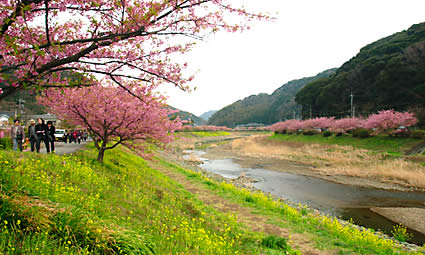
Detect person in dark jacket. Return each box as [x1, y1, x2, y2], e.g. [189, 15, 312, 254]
[35, 118, 49, 153]
[46, 121, 56, 153]
[64, 130, 68, 143]
[27, 119, 37, 152]
[77, 130, 82, 144]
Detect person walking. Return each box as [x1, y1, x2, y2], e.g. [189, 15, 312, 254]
[46, 121, 56, 153]
[27, 119, 37, 152]
[35, 118, 49, 153]
[77, 130, 82, 144]
[10, 119, 25, 151]
[73, 130, 78, 143]
[64, 130, 68, 143]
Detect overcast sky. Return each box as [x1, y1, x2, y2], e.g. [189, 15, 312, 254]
[160, 0, 425, 116]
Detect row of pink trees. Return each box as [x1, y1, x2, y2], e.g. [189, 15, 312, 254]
[269, 110, 417, 135]
[40, 82, 182, 162]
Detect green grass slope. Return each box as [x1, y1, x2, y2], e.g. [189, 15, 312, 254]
[0, 145, 298, 254]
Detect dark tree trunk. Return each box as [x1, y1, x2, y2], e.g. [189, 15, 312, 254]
[97, 139, 107, 162]
[97, 147, 105, 162]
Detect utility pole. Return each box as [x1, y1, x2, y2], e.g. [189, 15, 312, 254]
[350, 92, 354, 117]
[309, 105, 312, 119]
[293, 111, 296, 120]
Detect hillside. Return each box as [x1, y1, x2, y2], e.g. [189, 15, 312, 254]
[0, 90, 46, 115]
[208, 69, 336, 127]
[168, 106, 206, 125]
[200, 110, 217, 121]
[296, 22, 425, 121]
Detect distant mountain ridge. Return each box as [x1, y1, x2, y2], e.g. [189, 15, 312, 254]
[208, 68, 337, 127]
[200, 110, 217, 121]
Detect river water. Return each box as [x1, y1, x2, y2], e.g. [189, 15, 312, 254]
[184, 150, 425, 245]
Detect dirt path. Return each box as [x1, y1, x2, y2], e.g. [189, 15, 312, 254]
[147, 159, 337, 255]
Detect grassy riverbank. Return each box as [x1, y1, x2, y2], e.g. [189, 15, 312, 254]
[152, 157, 424, 254]
[0, 145, 298, 254]
[1, 143, 424, 254]
[269, 133, 422, 155]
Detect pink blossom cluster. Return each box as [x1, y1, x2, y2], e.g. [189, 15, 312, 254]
[269, 110, 417, 134]
[362, 110, 417, 132]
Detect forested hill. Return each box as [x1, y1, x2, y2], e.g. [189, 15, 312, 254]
[296, 22, 425, 120]
[208, 68, 336, 127]
[169, 107, 206, 125]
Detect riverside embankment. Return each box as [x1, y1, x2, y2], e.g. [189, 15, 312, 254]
[173, 131, 425, 246]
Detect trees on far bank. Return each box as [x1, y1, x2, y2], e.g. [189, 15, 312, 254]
[270, 110, 418, 135]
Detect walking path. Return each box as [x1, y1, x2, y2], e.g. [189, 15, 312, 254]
[54, 141, 88, 155]
[26, 140, 89, 155]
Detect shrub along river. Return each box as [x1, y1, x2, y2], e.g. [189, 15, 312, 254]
[184, 150, 425, 245]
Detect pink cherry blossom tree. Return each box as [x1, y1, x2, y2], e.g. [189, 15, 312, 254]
[0, 0, 267, 99]
[363, 110, 417, 134]
[39, 82, 182, 162]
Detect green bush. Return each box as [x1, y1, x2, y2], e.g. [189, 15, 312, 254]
[275, 130, 286, 135]
[260, 235, 289, 251]
[302, 130, 317, 136]
[352, 128, 371, 138]
[322, 131, 332, 137]
[393, 130, 410, 138]
[411, 130, 425, 139]
[0, 138, 12, 150]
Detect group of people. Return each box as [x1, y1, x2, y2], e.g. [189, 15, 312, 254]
[10, 118, 56, 153]
[63, 130, 88, 144]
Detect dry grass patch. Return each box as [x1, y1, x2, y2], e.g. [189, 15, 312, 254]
[231, 136, 425, 190]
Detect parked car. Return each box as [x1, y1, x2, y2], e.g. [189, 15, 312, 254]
[54, 129, 66, 141]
